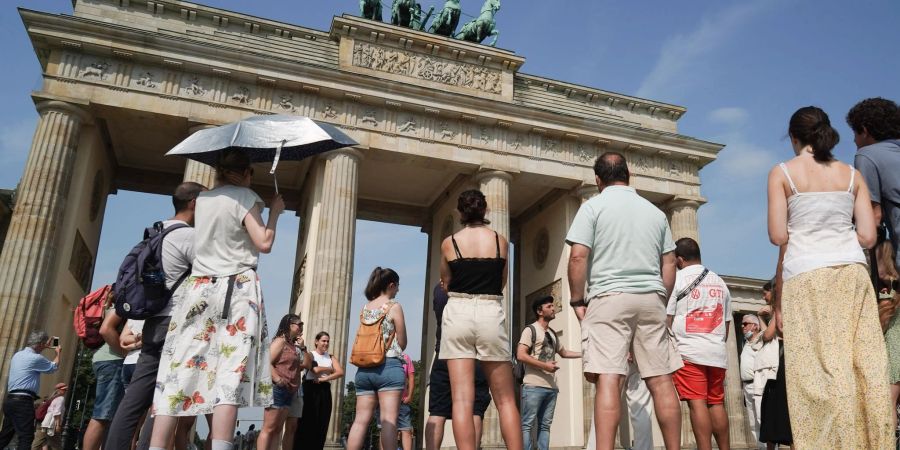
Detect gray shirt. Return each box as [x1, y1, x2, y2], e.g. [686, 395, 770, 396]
[855, 139, 900, 269]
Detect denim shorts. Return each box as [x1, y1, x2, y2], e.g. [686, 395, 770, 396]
[355, 357, 405, 396]
[121, 363, 136, 388]
[272, 384, 296, 409]
[92, 360, 124, 420]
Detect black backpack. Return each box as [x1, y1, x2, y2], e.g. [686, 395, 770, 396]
[114, 221, 190, 319]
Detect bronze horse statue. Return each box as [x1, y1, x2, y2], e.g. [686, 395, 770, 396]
[455, 0, 500, 46]
[428, 0, 461, 37]
[391, 0, 416, 27]
[360, 0, 382, 21]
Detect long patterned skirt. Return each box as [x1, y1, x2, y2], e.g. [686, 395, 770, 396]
[781, 263, 893, 449]
[153, 269, 273, 416]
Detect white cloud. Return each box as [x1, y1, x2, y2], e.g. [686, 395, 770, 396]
[712, 134, 777, 179]
[636, 1, 772, 100]
[708, 107, 749, 127]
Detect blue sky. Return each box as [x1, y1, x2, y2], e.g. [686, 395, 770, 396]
[2, 0, 899, 427]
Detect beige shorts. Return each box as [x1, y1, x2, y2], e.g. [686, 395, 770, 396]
[581, 292, 682, 378]
[439, 292, 510, 361]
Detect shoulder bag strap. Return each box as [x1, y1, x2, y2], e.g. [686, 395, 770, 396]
[675, 268, 709, 302]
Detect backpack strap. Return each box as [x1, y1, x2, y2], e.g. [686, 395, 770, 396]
[526, 324, 536, 356]
[675, 268, 709, 303]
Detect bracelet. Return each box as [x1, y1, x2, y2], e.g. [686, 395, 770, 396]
[569, 299, 586, 308]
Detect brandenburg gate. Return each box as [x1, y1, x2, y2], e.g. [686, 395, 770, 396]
[1, 0, 767, 448]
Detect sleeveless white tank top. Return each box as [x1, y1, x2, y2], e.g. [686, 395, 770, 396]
[779, 163, 866, 280]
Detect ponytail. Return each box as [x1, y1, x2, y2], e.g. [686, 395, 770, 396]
[364, 267, 400, 300]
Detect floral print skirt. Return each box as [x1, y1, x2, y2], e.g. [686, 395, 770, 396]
[153, 269, 273, 416]
[781, 263, 893, 450]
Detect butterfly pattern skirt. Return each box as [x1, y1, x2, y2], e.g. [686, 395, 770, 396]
[153, 269, 274, 416]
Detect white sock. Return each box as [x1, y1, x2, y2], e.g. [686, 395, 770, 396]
[211, 439, 234, 450]
[149, 447, 166, 450]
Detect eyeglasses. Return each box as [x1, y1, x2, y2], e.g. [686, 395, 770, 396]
[291, 322, 304, 327]
[741, 322, 755, 327]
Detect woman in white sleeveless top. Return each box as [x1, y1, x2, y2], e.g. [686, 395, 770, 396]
[294, 331, 344, 450]
[151, 149, 285, 450]
[767, 106, 891, 449]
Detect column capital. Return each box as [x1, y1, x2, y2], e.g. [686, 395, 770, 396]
[664, 195, 705, 211]
[574, 183, 599, 202]
[323, 147, 364, 162]
[474, 169, 513, 184]
[35, 100, 92, 125]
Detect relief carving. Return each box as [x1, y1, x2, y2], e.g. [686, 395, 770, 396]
[80, 61, 110, 80]
[324, 104, 338, 119]
[361, 109, 379, 127]
[479, 127, 492, 145]
[184, 76, 206, 96]
[397, 116, 418, 134]
[135, 72, 158, 88]
[510, 134, 523, 151]
[576, 143, 593, 163]
[351, 41, 502, 94]
[231, 86, 251, 104]
[278, 94, 295, 112]
[438, 122, 455, 140]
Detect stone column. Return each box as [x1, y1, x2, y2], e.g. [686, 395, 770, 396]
[473, 169, 512, 448]
[306, 148, 362, 449]
[183, 124, 217, 188]
[724, 319, 753, 448]
[665, 197, 701, 243]
[0, 101, 91, 387]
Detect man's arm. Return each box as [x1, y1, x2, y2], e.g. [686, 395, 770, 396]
[660, 251, 676, 298]
[99, 311, 127, 356]
[517, 343, 558, 372]
[567, 243, 591, 321]
[558, 346, 581, 359]
[403, 366, 415, 404]
[666, 314, 674, 329]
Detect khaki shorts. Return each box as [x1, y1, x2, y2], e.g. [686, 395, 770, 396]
[439, 292, 510, 361]
[581, 292, 682, 378]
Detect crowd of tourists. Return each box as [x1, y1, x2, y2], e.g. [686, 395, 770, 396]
[1, 96, 898, 450]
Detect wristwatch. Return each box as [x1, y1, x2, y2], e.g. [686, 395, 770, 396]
[569, 299, 586, 308]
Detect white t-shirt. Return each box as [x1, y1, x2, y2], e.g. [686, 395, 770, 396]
[40, 396, 65, 431]
[157, 219, 195, 317]
[192, 185, 264, 277]
[666, 264, 732, 369]
[123, 319, 145, 364]
[306, 350, 333, 381]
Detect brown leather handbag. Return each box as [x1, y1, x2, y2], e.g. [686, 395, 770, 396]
[350, 302, 395, 368]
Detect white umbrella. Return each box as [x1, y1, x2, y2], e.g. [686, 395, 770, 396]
[166, 114, 358, 192]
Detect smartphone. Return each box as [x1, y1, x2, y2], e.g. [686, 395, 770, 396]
[51, 337, 59, 348]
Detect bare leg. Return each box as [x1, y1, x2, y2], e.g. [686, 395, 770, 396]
[709, 404, 730, 450]
[481, 361, 523, 450]
[473, 415, 483, 449]
[282, 417, 298, 450]
[447, 359, 477, 450]
[592, 374, 625, 450]
[425, 416, 446, 450]
[257, 407, 289, 450]
[173, 417, 196, 450]
[377, 390, 403, 450]
[346, 395, 377, 450]
[82, 419, 109, 450]
[687, 399, 712, 450]
[644, 374, 681, 450]
[210, 405, 238, 443]
[150, 416, 179, 448]
[400, 429, 413, 450]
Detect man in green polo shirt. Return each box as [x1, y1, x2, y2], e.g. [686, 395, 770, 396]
[566, 152, 682, 450]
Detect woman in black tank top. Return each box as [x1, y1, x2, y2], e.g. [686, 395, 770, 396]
[438, 189, 522, 450]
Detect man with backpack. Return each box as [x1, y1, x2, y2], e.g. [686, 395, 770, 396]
[517, 295, 581, 450]
[105, 181, 205, 450]
[0, 330, 59, 450]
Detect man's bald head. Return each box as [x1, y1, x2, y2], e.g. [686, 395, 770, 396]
[593, 151, 630, 186]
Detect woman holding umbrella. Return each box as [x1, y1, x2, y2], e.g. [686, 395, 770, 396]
[150, 149, 285, 450]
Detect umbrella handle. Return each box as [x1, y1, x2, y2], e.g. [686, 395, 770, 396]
[270, 139, 284, 195]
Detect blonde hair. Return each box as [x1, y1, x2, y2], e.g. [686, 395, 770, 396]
[877, 240, 898, 285]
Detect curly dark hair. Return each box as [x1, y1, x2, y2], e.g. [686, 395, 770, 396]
[846, 98, 900, 142]
[457, 189, 490, 225]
